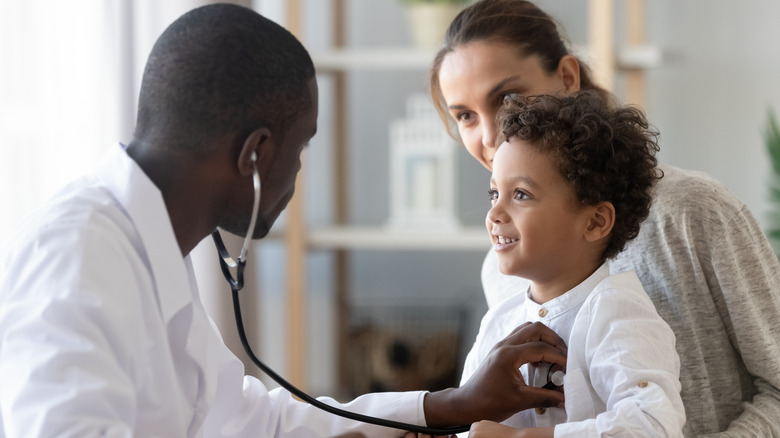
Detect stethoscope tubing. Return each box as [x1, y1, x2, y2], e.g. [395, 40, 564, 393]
[227, 276, 470, 435]
[212, 160, 470, 435]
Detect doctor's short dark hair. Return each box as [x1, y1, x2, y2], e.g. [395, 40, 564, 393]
[497, 91, 662, 260]
[134, 3, 315, 151]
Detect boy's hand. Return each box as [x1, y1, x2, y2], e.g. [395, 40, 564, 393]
[402, 433, 453, 438]
[469, 421, 554, 438]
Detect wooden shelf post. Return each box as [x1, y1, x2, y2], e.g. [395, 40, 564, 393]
[285, 0, 308, 390]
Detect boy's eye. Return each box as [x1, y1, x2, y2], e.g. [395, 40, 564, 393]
[514, 190, 530, 201]
[488, 189, 498, 203]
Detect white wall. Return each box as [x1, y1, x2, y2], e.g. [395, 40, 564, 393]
[288, 0, 780, 396]
[3, 0, 778, 400]
[643, 1, 780, 222]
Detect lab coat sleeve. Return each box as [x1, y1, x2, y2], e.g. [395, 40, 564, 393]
[203, 354, 428, 437]
[0, 216, 147, 437]
[268, 385, 427, 437]
[555, 283, 686, 438]
[199, 271, 428, 437]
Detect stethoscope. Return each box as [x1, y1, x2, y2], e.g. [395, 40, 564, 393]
[211, 152, 471, 435]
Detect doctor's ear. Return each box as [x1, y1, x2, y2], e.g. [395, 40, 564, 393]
[238, 127, 273, 176]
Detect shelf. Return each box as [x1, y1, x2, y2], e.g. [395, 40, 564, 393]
[281, 0, 656, 393]
[312, 44, 662, 73]
[616, 44, 662, 69]
[306, 225, 490, 251]
[312, 47, 438, 71]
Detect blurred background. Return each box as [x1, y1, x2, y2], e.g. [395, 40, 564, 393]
[2, 0, 780, 400]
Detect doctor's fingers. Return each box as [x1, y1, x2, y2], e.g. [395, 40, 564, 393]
[487, 341, 568, 376]
[459, 342, 565, 418]
[516, 381, 566, 408]
[497, 322, 568, 356]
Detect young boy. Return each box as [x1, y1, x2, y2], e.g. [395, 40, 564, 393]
[471, 91, 685, 437]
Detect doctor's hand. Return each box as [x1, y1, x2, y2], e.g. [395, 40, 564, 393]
[423, 322, 567, 428]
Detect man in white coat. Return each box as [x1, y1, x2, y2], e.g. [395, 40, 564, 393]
[0, 4, 567, 437]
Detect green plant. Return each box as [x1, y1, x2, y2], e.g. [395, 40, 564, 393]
[763, 108, 780, 256]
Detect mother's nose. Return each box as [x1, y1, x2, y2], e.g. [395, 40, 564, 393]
[481, 122, 498, 168]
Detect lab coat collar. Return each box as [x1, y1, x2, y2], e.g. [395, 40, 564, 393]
[93, 143, 193, 324]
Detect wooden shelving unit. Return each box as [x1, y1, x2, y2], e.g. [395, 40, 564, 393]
[307, 226, 489, 251]
[281, 0, 655, 392]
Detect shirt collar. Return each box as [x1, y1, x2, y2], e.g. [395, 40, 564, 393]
[93, 143, 193, 323]
[524, 263, 611, 318]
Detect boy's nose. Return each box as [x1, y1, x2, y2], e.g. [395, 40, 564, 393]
[486, 203, 507, 224]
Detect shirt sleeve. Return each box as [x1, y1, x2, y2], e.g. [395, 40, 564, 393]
[555, 282, 686, 438]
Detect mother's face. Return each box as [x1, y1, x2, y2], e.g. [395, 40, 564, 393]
[437, 41, 579, 170]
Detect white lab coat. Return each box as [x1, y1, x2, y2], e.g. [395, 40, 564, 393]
[460, 263, 685, 437]
[0, 143, 426, 437]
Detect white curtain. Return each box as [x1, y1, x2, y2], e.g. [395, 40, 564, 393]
[0, 0, 260, 375]
[0, 1, 121, 248]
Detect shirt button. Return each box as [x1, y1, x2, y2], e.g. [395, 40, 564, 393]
[637, 380, 649, 388]
[535, 407, 547, 415]
[538, 308, 548, 317]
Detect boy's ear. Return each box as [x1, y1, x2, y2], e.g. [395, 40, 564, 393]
[584, 201, 615, 242]
[237, 127, 273, 177]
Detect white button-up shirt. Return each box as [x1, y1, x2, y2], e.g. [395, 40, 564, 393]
[459, 263, 685, 437]
[0, 144, 426, 437]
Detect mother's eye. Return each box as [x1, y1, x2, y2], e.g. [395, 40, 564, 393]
[502, 92, 520, 104]
[456, 111, 475, 123]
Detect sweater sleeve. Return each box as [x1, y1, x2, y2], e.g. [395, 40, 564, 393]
[608, 165, 780, 437]
[699, 203, 780, 437]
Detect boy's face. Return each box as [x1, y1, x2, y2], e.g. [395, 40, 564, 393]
[486, 138, 593, 287]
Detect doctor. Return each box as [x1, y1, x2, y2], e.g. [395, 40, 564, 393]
[0, 4, 566, 437]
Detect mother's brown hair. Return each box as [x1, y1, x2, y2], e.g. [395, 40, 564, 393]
[429, 0, 612, 137]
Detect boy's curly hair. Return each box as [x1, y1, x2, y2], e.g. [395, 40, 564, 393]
[497, 91, 662, 260]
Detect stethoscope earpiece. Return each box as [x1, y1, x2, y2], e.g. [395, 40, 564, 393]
[212, 151, 262, 291]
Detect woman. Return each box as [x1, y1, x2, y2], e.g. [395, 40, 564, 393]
[428, 0, 780, 436]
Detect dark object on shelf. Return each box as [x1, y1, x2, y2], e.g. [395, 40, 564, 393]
[345, 304, 466, 397]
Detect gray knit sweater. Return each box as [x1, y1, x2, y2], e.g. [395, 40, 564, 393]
[480, 164, 780, 437]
